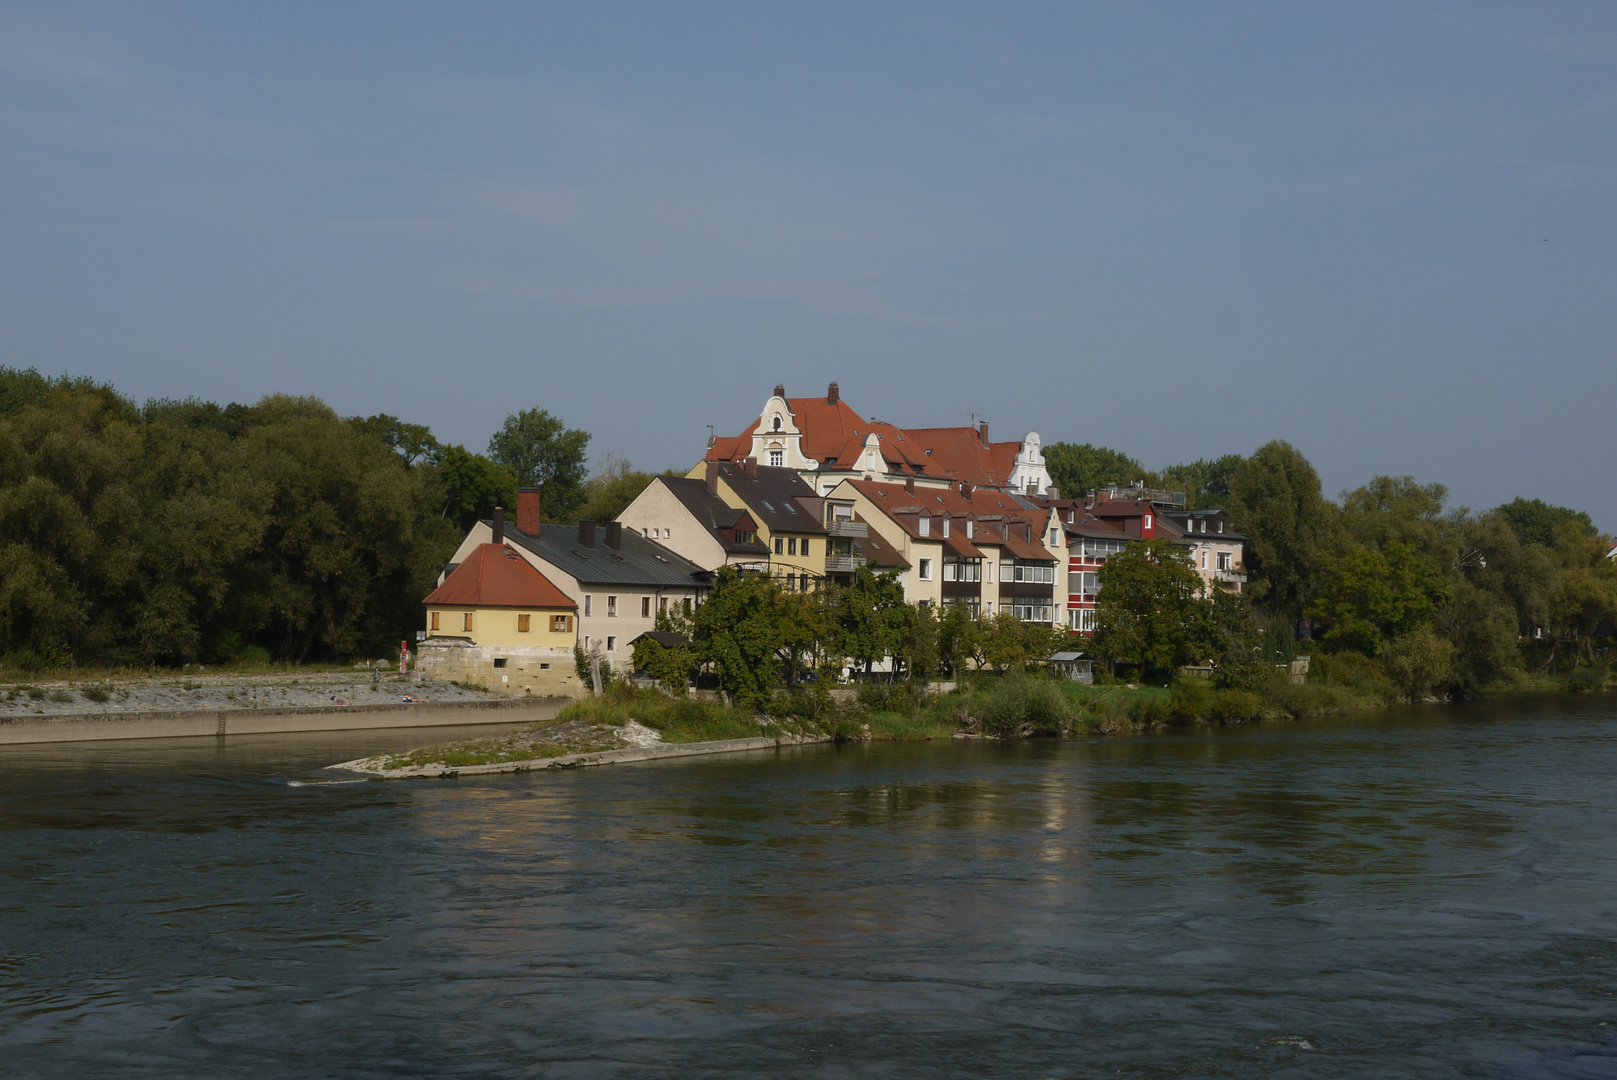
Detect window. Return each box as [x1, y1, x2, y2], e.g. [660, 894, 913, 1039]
[918, 517, 930, 537]
[1050, 528, 1059, 546]
[539, 663, 550, 670]
[462, 612, 474, 632]
[788, 538, 797, 555]
[800, 539, 810, 557]
[607, 596, 618, 617]
[607, 636, 616, 651]
[518, 614, 531, 632]
[1199, 549, 1208, 570]
[942, 518, 950, 538]
[659, 597, 668, 612]
[769, 449, 783, 467]
[965, 520, 974, 539]
[493, 658, 507, 668]
[430, 611, 440, 631]
[772, 415, 782, 431]
[641, 596, 652, 618]
[1144, 515, 1153, 530]
[775, 537, 784, 554]
[985, 561, 993, 583]
[1068, 608, 1096, 631]
[919, 558, 933, 581]
[799, 574, 809, 592]
[1217, 552, 1232, 572]
[584, 596, 592, 617]
[1217, 521, 1223, 534]
[551, 614, 570, 633]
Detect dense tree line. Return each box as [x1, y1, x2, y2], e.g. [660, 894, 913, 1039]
[0, 368, 647, 668]
[1088, 439, 1617, 695]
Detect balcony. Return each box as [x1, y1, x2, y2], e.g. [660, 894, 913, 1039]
[824, 555, 867, 574]
[826, 519, 868, 538]
[1214, 568, 1246, 584]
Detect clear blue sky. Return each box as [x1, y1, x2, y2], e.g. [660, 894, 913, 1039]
[3, 3, 1614, 527]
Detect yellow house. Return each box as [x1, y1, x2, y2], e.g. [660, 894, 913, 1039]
[419, 542, 580, 697]
[695, 459, 829, 591]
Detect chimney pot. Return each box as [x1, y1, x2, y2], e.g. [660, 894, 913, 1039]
[774, 384, 785, 399]
[516, 488, 542, 534]
[491, 507, 505, 546]
[579, 519, 597, 548]
[827, 382, 839, 404]
[605, 520, 622, 549]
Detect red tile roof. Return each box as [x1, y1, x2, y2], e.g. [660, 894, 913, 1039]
[423, 544, 577, 609]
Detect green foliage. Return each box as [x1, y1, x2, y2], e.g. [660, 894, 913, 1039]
[693, 567, 787, 709]
[1379, 626, 1455, 699]
[431, 445, 517, 532]
[1310, 542, 1452, 655]
[348, 414, 440, 467]
[631, 634, 694, 696]
[579, 452, 657, 526]
[979, 611, 1063, 673]
[486, 408, 591, 522]
[903, 602, 940, 680]
[1497, 497, 1596, 549]
[937, 603, 981, 678]
[1156, 454, 1246, 510]
[1567, 666, 1605, 693]
[1091, 539, 1202, 674]
[978, 674, 1068, 736]
[1043, 443, 1142, 499]
[1193, 589, 1268, 690]
[836, 566, 912, 676]
[1228, 440, 1330, 620]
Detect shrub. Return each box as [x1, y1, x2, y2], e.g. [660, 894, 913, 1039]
[48, 689, 73, 703]
[1568, 667, 1605, 693]
[1170, 679, 1213, 721]
[83, 686, 111, 703]
[1124, 690, 1171, 726]
[1208, 689, 1264, 722]
[978, 674, 1069, 737]
[1380, 627, 1455, 700]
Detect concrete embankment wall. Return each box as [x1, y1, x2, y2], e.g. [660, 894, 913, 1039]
[0, 698, 565, 745]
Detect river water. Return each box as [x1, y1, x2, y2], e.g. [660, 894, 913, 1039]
[2, 698, 1615, 1078]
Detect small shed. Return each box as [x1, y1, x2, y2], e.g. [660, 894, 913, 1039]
[1047, 651, 1094, 684]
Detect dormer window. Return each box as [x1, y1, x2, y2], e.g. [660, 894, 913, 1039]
[942, 518, 951, 538]
[966, 520, 974, 539]
[918, 517, 930, 537]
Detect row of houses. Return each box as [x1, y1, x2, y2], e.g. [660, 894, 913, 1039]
[418, 383, 1247, 695]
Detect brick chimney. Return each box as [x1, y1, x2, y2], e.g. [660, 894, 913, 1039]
[605, 521, 622, 549]
[774, 383, 785, 398]
[905, 476, 915, 494]
[961, 483, 974, 501]
[579, 519, 596, 548]
[743, 456, 758, 479]
[827, 382, 839, 404]
[705, 464, 719, 495]
[516, 488, 542, 534]
[978, 421, 990, 444]
[491, 507, 505, 545]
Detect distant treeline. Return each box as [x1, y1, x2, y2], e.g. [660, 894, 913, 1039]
[0, 368, 659, 668]
[1050, 439, 1616, 688]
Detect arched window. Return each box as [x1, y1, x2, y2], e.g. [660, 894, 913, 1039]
[772, 415, 782, 431]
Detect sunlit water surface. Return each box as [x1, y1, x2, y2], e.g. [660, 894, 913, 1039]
[2, 698, 1616, 1078]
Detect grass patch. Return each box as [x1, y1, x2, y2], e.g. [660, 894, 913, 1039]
[83, 686, 111, 703]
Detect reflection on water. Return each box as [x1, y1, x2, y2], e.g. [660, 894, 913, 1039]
[2, 697, 1616, 1077]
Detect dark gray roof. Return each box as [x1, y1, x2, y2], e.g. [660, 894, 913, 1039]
[712, 462, 826, 534]
[497, 520, 713, 589]
[658, 477, 772, 556]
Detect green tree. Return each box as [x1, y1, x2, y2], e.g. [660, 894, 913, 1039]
[836, 566, 912, 677]
[1497, 497, 1596, 550]
[1159, 454, 1246, 510]
[1308, 542, 1452, 656]
[979, 611, 1062, 673]
[487, 408, 590, 522]
[431, 445, 517, 532]
[692, 567, 784, 708]
[1228, 440, 1330, 622]
[1091, 539, 1202, 676]
[1337, 476, 1454, 568]
[937, 604, 981, 678]
[1380, 626, 1455, 699]
[1189, 589, 1268, 690]
[903, 602, 940, 681]
[349, 414, 440, 467]
[579, 451, 657, 526]
[1043, 443, 1142, 500]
